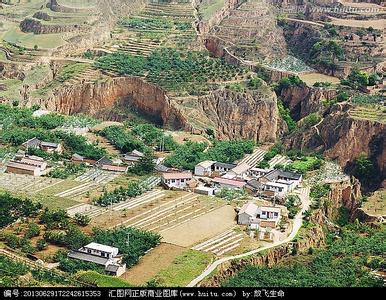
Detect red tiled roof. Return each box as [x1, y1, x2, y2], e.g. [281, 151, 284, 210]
[162, 172, 192, 180]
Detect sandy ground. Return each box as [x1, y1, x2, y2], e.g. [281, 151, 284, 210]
[165, 130, 211, 145]
[161, 205, 237, 247]
[362, 189, 386, 216]
[91, 121, 123, 131]
[121, 243, 186, 285]
[299, 72, 341, 86]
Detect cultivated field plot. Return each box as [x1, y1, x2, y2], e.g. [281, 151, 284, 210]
[121, 243, 186, 286]
[239, 148, 267, 166]
[0, 173, 64, 194]
[160, 204, 237, 247]
[299, 72, 341, 86]
[120, 193, 226, 234]
[328, 17, 385, 30]
[361, 189, 386, 216]
[55, 169, 120, 198]
[191, 228, 245, 256]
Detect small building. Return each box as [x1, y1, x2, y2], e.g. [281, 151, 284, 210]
[68, 242, 126, 277]
[6, 161, 43, 176]
[95, 156, 114, 168]
[250, 167, 270, 178]
[238, 202, 259, 225]
[213, 177, 246, 189]
[123, 150, 144, 165]
[22, 137, 62, 153]
[213, 162, 236, 174]
[71, 153, 96, 166]
[224, 162, 251, 179]
[263, 181, 289, 197]
[194, 186, 216, 196]
[40, 141, 62, 153]
[194, 160, 215, 176]
[238, 202, 281, 227]
[161, 172, 193, 189]
[20, 156, 47, 171]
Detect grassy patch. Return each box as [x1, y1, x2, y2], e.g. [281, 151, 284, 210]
[76, 271, 133, 287]
[153, 250, 213, 287]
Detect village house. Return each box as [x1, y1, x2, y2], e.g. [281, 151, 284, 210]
[22, 137, 62, 153]
[194, 160, 215, 176]
[123, 150, 144, 165]
[194, 186, 216, 196]
[71, 153, 96, 166]
[161, 172, 193, 189]
[223, 162, 251, 180]
[213, 162, 236, 175]
[238, 202, 281, 228]
[68, 242, 126, 277]
[6, 160, 45, 176]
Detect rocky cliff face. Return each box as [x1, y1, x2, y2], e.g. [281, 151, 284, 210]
[279, 84, 337, 120]
[285, 105, 386, 183]
[173, 87, 286, 143]
[34, 76, 186, 128]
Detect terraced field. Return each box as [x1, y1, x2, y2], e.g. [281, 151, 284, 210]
[106, 1, 196, 56]
[238, 148, 267, 166]
[0, 173, 64, 194]
[191, 228, 245, 256]
[349, 106, 386, 124]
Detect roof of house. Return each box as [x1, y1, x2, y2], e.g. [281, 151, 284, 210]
[250, 167, 270, 173]
[68, 251, 110, 266]
[130, 150, 144, 157]
[264, 169, 301, 181]
[239, 202, 258, 217]
[102, 165, 128, 172]
[162, 172, 192, 180]
[84, 242, 118, 254]
[96, 156, 113, 166]
[105, 264, 121, 273]
[72, 153, 84, 160]
[40, 141, 60, 148]
[260, 206, 281, 213]
[27, 155, 44, 161]
[20, 158, 46, 167]
[230, 162, 251, 175]
[22, 137, 41, 148]
[196, 160, 215, 169]
[155, 164, 169, 172]
[214, 162, 237, 169]
[246, 179, 264, 190]
[7, 161, 39, 172]
[213, 177, 246, 188]
[265, 181, 288, 188]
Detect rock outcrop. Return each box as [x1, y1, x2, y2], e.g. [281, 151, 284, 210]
[279, 84, 337, 120]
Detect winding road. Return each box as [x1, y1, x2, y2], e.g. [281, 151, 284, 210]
[187, 186, 311, 287]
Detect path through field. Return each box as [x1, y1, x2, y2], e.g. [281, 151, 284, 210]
[187, 186, 311, 287]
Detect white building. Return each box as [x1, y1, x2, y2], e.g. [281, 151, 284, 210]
[161, 172, 193, 189]
[224, 162, 251, 179]
[238, 202, 282, 227]
[194, 160, 215, 176]
[68, 242, 126, 276]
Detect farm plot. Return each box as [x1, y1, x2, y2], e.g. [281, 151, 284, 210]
[55, 169, 119, 198]
[0, 173, 63, 194]
[239, 148, 267, 166]
[191, 228, 244, 256]
[269, 155, 292, 168]
[161, 205, 237, 247]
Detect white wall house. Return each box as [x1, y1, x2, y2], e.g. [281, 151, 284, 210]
[194, 160, 215, 176]
[162, 172, 193, 188]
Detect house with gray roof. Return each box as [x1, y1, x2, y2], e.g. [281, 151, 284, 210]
[68, 242, 126, 276]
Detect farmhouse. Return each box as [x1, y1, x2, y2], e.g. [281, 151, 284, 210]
[238, 202, 281, 227]
[20, 156, 48, 170]
[6, 160, 45, 176]
[71, 153, 96, 166]
[22, 137, 62, 153]
[123, 150, 144, 165]
[68, 242, 126, 277]
[213, 162, 236, 174]
[101, 164, 128, 173]
[194, 160, 215, 176]
[224, 162, 251, 179]
[161, 172, 193, 189]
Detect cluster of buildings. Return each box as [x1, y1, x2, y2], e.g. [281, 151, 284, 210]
[6, 152, 48, 176]
[160, 159, 302, 200]
[68, 242, 126, 277]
